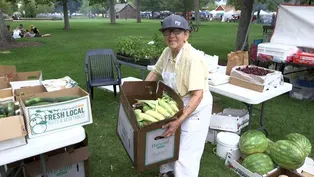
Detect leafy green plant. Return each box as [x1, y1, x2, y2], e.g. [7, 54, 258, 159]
[115, 33, 166, 62]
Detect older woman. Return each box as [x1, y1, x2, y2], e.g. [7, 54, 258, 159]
[145, 15, 213, 177]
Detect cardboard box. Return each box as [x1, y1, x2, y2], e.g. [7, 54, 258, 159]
[10, 71, 43, 91]
[0, 115, 27, 151]
[20, 87, 93, 139]
[0, 89, 14, 104]
[210, 108, 249, 132]
[268, 168, 305, 177]
[0, 65, 16, 81]
[24, 142, 89, 177]
[14, 85, 47, 101]
[117, 81, 184, 172]
[0, 77, 11, 91]
[229, 65, 283, 92]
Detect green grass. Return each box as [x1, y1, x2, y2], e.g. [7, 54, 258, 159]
[2, 19, 313, 177]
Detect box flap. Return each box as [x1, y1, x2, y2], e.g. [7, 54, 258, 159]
[14, 85, 47, 100]
[0, 77, 11, 90]
[0, 89, 13, 98]
[0, 116, 27, 141]
[25, 146, 89, 177]
[11, 71, 42, 82]
[0, 65, 16, 80]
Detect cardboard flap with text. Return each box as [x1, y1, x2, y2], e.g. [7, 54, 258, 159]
[0, 65, 17, 81]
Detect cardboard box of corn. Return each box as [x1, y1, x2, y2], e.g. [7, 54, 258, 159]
[117, 81, 183, 172]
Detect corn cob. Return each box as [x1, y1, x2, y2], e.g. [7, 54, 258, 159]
[169, 100, 179, 112]
[142, 105, 152, 112]
[156, 105, 170, 118]
[134, 109, 143, 121]
[145, 110, 165, 120]
[158, 98, 175, 116]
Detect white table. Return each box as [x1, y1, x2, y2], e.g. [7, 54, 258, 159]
[0, 127, 86, 177]
[209, 83, 293, 136]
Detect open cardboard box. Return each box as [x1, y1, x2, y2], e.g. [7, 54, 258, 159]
[117, 81, 184, 172]
[14, 85, 47, 101]
[24, 138, 90, 177]
[10, 71, 43, 91]
[0, 88, 14, 104]
[0, 115, 27, 151]
[19, 87, 93, 139]
[0, 77, 11, 91]
[0, 65, 16, 81]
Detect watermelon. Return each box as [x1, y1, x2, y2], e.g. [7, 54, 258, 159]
[264, 138, 274, 156]
[270, 140, 306, 170]
[239, 130, 268, 155]
[285, 133, 312, 157]
[242, 153, 275, 175]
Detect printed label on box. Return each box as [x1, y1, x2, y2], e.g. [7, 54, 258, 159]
[34, 162, 85, 177]
[27, 97, 92, 136]
[117, 104, 134, 162]
[145, 129, 175, 166]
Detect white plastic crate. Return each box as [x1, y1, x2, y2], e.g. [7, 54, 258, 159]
[257, 42, 299, 63]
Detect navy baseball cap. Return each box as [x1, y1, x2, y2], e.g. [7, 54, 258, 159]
[160, 15, 191, 31]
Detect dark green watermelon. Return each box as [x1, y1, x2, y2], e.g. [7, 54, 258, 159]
[270, 140, 306, 170]
[242, 153, 275, 175]
[285, 133, 312, 157]
[240, 130, 268, 155]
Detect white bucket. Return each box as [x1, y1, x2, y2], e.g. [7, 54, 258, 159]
[216, 132, 241, 160]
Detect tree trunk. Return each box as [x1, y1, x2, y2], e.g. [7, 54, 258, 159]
[0, 10, 15, 50]
[235, 0, 254, 51]
[257, 10, 260, 24]
[194, 0, 200, 26]
[136, 0, 141, 23]
[63, 0, 70, 30]
[109, 0, 116, 24]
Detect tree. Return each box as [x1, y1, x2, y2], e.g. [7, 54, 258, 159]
[235, 0, 254, 51]
[0, 0, 15, 15]
[0, 10, 14, 50]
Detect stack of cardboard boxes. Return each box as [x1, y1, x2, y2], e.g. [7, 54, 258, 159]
[0, 65, 93, 177]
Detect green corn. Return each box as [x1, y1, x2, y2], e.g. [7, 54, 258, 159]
[145, 110, 165, 120]
[158, 98, 175, 116]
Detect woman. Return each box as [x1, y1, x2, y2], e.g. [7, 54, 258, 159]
[145, 15, 213, 177]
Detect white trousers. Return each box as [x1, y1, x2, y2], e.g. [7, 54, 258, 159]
[160, 102, 212, 177]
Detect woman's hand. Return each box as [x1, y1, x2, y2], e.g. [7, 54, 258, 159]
[145, 71, 158, 81]
[161, 119, 182, 137]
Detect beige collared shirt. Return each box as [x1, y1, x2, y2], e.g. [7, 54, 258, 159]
[153, 42, 209, 97]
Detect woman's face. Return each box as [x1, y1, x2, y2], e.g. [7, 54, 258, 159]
[162, 28, 189, 51]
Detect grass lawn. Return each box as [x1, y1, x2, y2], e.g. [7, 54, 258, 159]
[2, 19, 313, 177]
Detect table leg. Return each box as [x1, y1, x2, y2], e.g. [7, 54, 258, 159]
[0, 165, 7, 177]
[257, 102, 269, 137]
[245, 104, 254, 129]
[40, 154, 48, 177]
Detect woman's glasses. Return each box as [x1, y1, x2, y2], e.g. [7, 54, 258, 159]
[162, 29, 183, 36]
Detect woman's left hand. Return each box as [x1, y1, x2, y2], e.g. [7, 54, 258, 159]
[161, 119, 182, 138]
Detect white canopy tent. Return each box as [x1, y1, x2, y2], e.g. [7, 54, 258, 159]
[271, 5, 314, 48]
[221, 10, 236, 22]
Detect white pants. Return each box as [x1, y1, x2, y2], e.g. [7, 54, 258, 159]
[160, 102, 212, 177]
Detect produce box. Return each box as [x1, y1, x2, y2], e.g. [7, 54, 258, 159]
[0, 65, 16, 81]
[210, 108, 249, 133]
[117, 81, 184, 172]
[0, 77, 11, 91]
[230, 65, 283, 92]
[42, 76, 78, 92]
[0, 89, 14, 104]
[268, 168, 305, 177]
[10, 71, 43, 91]
[24, 139, 90, 177]
[14, 85, 47, 101]
[20, 87, 93, 139]
[0, 102, 27, 151]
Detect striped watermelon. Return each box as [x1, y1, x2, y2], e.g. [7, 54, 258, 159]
[264, 139, 274, 156]
[242, 153, 275, 175]
[285, 133, 312, 157]
[239, 130, 268, 155]
[270, 140, 306, 170]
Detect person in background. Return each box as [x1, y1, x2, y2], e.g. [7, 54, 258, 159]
[29, 25, 52, 37]
[145, 15, 213, 177]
